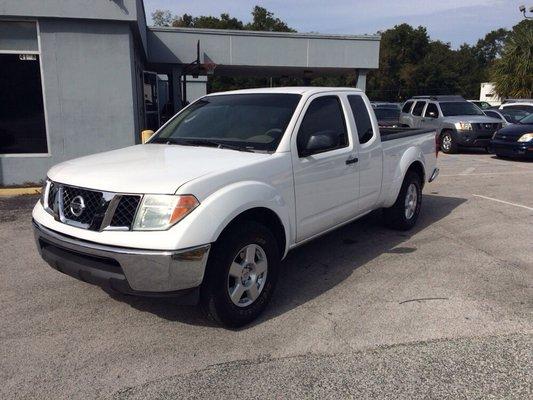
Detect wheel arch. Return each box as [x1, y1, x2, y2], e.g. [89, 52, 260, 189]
[406, 160, 426, 189]
[216, 207, 287, 258]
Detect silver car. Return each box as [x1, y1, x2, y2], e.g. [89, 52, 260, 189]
[400, 95, 502, 153]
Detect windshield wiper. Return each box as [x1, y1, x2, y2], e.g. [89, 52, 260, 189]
[151, 137, 255, 152]
[179, 138, 255, 152]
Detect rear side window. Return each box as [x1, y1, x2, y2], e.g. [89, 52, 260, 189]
[424, 103, 439, 117]
[484, 111, 502, 120]
[401, 101, 414, 113]
[297, 96, 348, 154]
[412, 101, 426, 116]
[348, 95, 374, 144]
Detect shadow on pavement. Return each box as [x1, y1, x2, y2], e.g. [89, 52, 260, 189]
[107, 194, 467, 328]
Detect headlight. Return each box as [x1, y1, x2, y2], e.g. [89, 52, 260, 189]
[517, 133, 533, 142]
[40, 179, 51, 206]
[132, 194, 199, 231]
[454, 122, 472, 131]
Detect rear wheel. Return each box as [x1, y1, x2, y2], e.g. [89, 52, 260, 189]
[440, 131, 457, 154]
[383, 171, 422, 231]
[200, 221, 280, 328]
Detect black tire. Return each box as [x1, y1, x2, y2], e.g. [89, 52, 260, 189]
[440, 131, 458, 154]
[200, 221, 280, 328]
[383, 171, 422, 231]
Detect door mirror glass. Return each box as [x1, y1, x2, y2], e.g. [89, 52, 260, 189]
[428, 111, 437, 118]
[300, 133, 335, 157]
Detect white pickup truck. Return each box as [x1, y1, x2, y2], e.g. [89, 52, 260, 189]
[33, 87, 439, 327]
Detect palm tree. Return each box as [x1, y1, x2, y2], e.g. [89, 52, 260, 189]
[491, 20, 532, 99]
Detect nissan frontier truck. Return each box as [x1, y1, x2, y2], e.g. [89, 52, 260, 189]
[33, 87, 439, 327]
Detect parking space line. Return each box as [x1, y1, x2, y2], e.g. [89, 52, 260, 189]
[472, 194, 533, 211]
[459, 167, 476, 175]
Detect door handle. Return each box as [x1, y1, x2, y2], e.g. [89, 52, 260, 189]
[346, 156, 358, 165]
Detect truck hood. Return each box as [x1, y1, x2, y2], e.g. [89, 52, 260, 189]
[442, 115, 502, 124]
[47, 144, 271, 194]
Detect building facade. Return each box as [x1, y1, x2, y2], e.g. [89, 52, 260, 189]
[0, 0, 380, 185]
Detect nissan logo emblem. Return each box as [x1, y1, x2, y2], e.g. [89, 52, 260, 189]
[69, 195, 86, 217]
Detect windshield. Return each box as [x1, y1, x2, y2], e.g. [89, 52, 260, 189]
[440, 102, 484, 116]
[375, 108, 400, 119]
[501, 109, 530, 123]
[151, 94, 301, 152]
[519, 113, 533, 124]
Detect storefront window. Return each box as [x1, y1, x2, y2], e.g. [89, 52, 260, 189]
[0, 22, 47, 154]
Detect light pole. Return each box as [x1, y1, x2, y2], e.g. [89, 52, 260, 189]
[519, 5, 533, 19]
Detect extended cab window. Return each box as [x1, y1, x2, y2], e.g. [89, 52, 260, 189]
[348, 95, 374, 144]
[297, 96, 348, 156]
[401, 101, 414, 113]
[424, 103, 439, 118]
[412, 101, 426, 116]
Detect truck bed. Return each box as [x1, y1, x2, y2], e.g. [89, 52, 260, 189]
[380, 127, 436, 142]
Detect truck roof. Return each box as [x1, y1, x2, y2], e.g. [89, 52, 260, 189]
[411, 95, 465, 102]
[205, 87, 363, 96]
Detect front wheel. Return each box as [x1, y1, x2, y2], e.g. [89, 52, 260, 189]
[200, 221, 280, 328]
[383, 171, 422, 231]
[440, 131, 457, 154]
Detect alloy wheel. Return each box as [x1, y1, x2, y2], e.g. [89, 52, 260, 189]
[404, 183, 418, 220]
[227, 244, 268, 307]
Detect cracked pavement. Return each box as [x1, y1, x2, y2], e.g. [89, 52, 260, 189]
[1, 151, 532, 399]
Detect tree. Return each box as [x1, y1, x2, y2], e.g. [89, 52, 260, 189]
[473, 28, 509, 65]
[245, 6, 295, 32]
[491, 20, 533, 98]
[151, 9, 173, 27]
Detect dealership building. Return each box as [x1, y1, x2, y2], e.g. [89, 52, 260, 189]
[0, 0, 380, 185]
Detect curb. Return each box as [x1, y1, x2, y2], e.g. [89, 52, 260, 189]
[0, 187, 42, 197]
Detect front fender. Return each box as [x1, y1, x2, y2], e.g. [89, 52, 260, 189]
[169, 180, 292, 255]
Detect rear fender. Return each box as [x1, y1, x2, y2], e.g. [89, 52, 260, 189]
[383, 147, 427, 208]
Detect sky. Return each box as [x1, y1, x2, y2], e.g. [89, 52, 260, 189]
[143, 0, 527, 48]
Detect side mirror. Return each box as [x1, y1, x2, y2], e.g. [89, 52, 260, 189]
[299, 133, 334, 157]
[141, 130, 155, 144]
[428, 111, 437, 118]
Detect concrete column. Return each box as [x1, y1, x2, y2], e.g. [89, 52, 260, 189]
[170, 66, 183, 113]
[356, 70, 367, 92]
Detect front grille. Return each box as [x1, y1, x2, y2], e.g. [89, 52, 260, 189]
[46, 182, 141, 231]
[62, 186, 105, 225]
[473, 123, 500, 132]
[110, 195, 141, 229]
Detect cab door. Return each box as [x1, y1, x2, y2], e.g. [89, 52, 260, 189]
[411, 100, 427, 128]
[422, 102, 441, 129]
[291, 94, 360, 242]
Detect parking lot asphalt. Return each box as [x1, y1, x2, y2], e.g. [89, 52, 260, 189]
[1, 152, 532, 399]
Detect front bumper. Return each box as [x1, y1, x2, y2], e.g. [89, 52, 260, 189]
[454, 130, 493, 148]
[33, 220, 210, 299]
[489, 140, 533, 159]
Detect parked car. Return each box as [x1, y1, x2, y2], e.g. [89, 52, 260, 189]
[468, 100, 493, 110]
[399, 95, 502, 154]
[374, 107, 408, 128]
[490, 112, 533, 159]
[33, 87, 439, 327]
[499, 100, 533, 113]
[484, 108, 530, 126]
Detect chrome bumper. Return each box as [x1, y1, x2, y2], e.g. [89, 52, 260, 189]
[33, 220, 210, 294]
